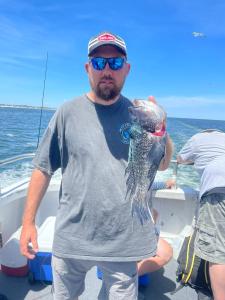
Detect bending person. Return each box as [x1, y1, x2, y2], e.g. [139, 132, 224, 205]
[177, 129, 225, 300]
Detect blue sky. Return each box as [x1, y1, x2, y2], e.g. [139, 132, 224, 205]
[0, 0, 225, 120]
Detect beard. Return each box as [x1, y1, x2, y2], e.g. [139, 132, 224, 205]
[92, 76, 125, 101]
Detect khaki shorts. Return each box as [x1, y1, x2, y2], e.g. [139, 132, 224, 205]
[195, 193, 225, 264]
[51, 255, 138, 300]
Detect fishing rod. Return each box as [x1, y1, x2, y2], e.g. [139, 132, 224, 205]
[36, 52, 49, 149]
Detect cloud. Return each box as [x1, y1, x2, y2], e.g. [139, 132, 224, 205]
[159, 95, 225, 108]
[157, 95, 225, 120]
[0, 11, 73, 68]
[192, 31, 206, 38]
[0, 15, 23, 41]
[0, 54, 45, 69]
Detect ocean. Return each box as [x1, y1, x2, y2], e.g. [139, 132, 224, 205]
[1, 106, 225, 190]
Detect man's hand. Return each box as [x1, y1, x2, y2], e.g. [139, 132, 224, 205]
[165, 178, 176, 189]
[19, 169, 51, 259]
[20, 223, 38, 259]
[147, 95, 157, 104]
[177, 155, 194, 165]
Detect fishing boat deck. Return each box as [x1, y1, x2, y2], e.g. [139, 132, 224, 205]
[0, 156, 207, 300]
[0, 258, 200, 300]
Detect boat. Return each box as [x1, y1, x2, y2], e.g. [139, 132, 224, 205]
[0, 153, 204, 300]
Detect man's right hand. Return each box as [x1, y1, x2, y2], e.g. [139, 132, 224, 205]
[20, 223, 39, 259]
[19, 169, 51, 259]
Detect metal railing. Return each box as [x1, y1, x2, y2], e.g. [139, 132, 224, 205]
[0, 153, 35, 167]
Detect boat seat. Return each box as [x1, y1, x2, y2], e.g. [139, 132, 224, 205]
[160, 225, 193, 260]
[0, 227, 28, 276]
[0, 216, 55, 277]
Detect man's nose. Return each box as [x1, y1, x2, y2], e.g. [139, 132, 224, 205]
[103, 62, 112, 73]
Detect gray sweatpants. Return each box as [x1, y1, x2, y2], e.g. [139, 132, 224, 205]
[52, 255, 138, 300]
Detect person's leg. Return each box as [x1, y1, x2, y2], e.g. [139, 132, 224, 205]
[209, 263, 225, 300]
[137, 238, 173, 275]
[197, 290, 213, 300]
[52, 255, 94, 300]
[195, 193, 225, 300]
[98, 261, 138, 300]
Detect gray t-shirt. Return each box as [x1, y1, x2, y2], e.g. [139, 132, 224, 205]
[33, 95, 157, 261]
[178, 130, 225, 198]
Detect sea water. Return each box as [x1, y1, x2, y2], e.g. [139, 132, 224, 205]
[1, 106, 225, 190]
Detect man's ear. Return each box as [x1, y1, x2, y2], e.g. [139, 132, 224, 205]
[85, 63, 89, 73]
[126, 62, 131, 75]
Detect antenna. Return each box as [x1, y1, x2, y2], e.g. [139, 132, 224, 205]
[37, 52, 48, 148]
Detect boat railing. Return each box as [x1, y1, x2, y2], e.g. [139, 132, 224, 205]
[0, 153, 35, 196]
[0, 153, 35, 167]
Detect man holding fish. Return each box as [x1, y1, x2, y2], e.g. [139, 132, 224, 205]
[20, 31, 173, 300]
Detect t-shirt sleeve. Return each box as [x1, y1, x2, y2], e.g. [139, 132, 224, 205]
[178, 137, 195, 162]
[33, 109, 62, 175]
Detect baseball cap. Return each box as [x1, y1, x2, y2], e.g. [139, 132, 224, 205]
[88, 32, 127, 57]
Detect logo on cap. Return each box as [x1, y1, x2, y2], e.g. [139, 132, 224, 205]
[98, 33, 116, 42]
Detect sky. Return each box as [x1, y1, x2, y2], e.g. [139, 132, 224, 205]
[0, 0, 225, 120]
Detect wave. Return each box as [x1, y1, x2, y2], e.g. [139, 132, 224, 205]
[0, 164, 61, 190]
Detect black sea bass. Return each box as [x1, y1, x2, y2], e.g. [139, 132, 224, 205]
[126, 99, 167, 224]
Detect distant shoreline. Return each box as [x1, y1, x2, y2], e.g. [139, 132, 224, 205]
[0, 103, 56, 110]
[0, 103, 224, 122]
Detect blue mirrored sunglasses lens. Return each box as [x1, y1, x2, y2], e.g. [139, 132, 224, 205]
[91, 57, 125, 70]
[91, 58, 106, 70]
[108, 58, 124, 70]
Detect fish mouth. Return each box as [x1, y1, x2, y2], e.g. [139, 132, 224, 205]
[151, 126, 166, 137]
[154, 122, 166, 135]
[144, 123, 166, 136]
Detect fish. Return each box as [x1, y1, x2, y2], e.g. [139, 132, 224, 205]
[126, 99, 167, 224]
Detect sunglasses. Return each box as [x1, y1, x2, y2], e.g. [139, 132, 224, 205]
[89, 57, 126, 71]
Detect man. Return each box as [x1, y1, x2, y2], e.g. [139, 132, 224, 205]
[20, 31, 173, 300]
[177, 129, 225, 300]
